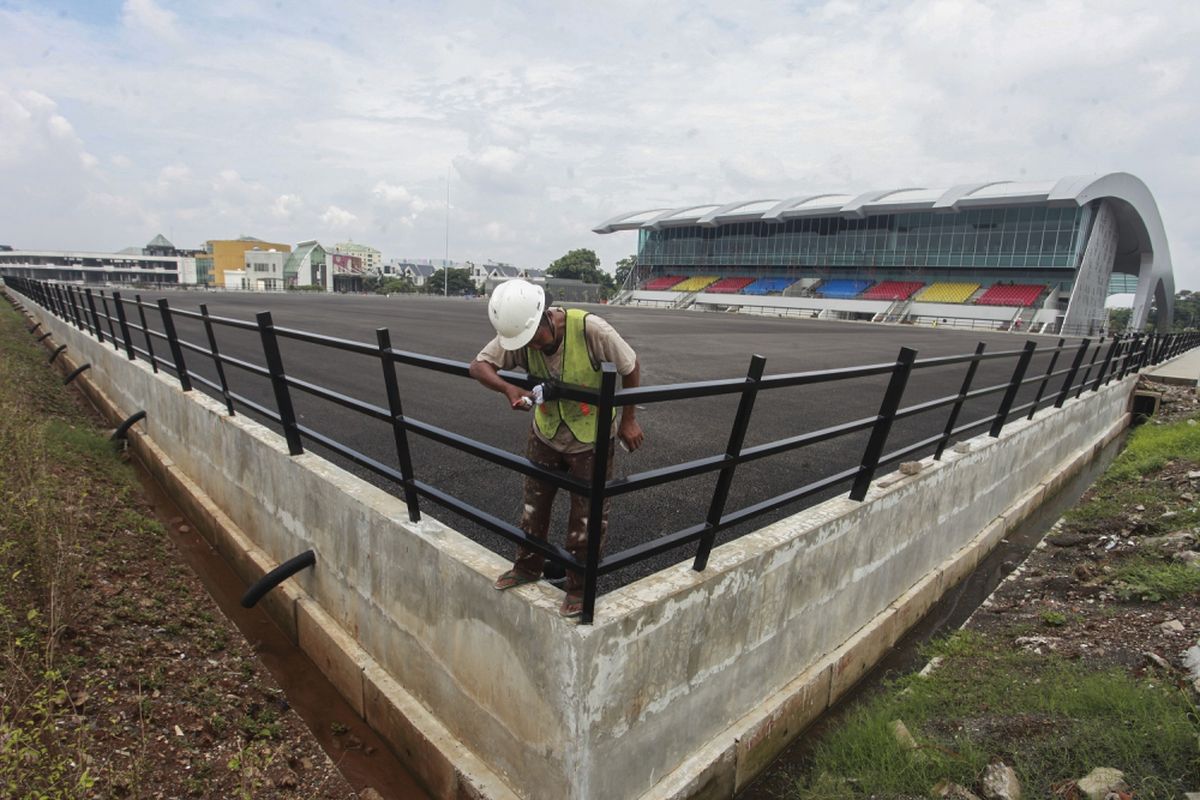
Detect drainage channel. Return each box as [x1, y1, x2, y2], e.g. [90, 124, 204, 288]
[129, 460, 431, 800]
[736, 431, 1127, 799]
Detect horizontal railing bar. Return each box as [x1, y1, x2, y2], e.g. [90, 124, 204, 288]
[718, 465, 862, 530]
[178, 338, 215, 358]
[607, 465, 863, 574]
[598, 523, 709, 574]
[877, 432, 945, 467]
[274, 325, 379, 356]
[949, 413, 1000, 439]
[603, 454, 727, 497]
[737, 416, 878, 462]
[892, 393, 962, 421]
[228, 390, 282, 423]
[188, 372, 224, 395]
[911, 347, 1040, 370]
[411, 479, 577, 567]
[215, 352, 271, 378]
[400, 416, 591, 493]
[285, 375, 392, 424]
[615, 362, 898, 405]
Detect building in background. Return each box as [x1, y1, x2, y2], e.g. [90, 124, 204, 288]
[333, 240, 382, 274]
[205, 237, 291, 287]
[387, 261, 438, 287]
[240, 247, 287, 291]
[282, 240, 328, 290]
[330, 252, 365, 292]
[596, 173, 1175, 334]
[0, 234, 196, 286]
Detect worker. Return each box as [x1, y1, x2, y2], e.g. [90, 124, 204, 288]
[468, 280, 643, 617]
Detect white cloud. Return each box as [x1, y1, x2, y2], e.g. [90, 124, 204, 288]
[272, 193, 302, 218]
[321, 205, 358, 228]
[121, 0, 181, 42]
[0, 0, 1197, 287]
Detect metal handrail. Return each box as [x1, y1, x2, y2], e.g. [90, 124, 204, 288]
[9, 276, 1197, 624]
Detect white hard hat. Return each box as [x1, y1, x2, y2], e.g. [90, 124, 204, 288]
[488, 279, 546, 350]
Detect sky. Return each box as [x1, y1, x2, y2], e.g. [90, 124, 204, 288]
[1, 0, 1198, 286]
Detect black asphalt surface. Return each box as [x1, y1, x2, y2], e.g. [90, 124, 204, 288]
[108, 291, 1098, 593]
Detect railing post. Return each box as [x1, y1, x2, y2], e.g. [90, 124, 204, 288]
[157, 299, 192, 391]
[99, 290, 119, 348]
[112, 292, 136, 360]
[1027, 338, 1065, 420]
[49, 284, 64, 319]
[850, 347, 917, 501]
[201, 304, 235, 414]
[935, 342, 986, 459]
[67, 287, 84, 330]
[1091, 337, 1120, 391]
[581, 363, 617, 625]
[1075, 337, 1104, 399]
[135, 295, 158, 373]
[1055, 338, 1090, 408]
[990, 340, 1036, 437]
[376, 328, 421, 523]
[84, 288, 104, 343]
[257, 311, 303, 455]
[693, 354, 767, 571]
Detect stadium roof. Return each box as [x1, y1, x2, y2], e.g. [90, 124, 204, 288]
[592, 173, 1160, 233]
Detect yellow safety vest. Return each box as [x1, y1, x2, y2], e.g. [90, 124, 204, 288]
[526, 309, 614, 444]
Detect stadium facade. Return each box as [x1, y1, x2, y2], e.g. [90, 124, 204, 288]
[595, 173, 1173, 334]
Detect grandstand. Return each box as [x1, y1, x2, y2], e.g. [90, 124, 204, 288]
[595, 173, 1175, 334]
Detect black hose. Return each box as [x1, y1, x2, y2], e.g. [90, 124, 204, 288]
[29, 322, 41, 334]
[36, 331, 52, 342]
[111, 410, 146, 440]
[49, 344, 67, 363]
[241, 550, 316, 608]
[64, 363, 91, 385]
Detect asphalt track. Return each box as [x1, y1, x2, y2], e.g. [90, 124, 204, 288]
[123, 291, 1096, 594]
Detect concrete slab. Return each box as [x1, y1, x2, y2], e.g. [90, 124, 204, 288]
[1145, 348, 1200, 386]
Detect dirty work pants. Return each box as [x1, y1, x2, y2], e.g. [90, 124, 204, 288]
[512, 428, 614, 592]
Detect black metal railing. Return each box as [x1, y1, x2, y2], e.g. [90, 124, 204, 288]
[8, 277, 1199, 624]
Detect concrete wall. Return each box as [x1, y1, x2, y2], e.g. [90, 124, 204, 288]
[12, 288, 1135, 800]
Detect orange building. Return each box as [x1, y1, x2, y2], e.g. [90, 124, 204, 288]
[205, 237, 291, 286]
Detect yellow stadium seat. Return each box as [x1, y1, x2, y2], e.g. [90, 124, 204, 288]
[914, 282, 980, 304]
[671, 276, 720, 292]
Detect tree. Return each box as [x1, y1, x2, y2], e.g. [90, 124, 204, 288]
[379, 277, 417, 294]
[548, 248, 602, 282]
[547, 248, 618, 298]
[425, 268, 475, 296]
[614, 255, 636, 289]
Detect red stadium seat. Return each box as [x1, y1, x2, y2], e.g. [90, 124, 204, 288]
[975, 284, 1045, 307]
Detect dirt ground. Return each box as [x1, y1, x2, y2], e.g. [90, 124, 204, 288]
[0, 299, 385, 799]
[968, 378, 1200, 675]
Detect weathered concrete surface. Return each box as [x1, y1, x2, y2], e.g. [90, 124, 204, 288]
[12, 290, 1136, 800]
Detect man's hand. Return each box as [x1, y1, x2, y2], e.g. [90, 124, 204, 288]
[618, 416, 644, 452]
[470, 359, 533, 412]
[505, 385, 533, 411]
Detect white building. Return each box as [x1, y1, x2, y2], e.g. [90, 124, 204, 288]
[242, 248, 287, 291]
[333, 240, 382, 274]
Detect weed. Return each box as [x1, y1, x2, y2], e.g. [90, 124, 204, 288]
[1110, 556, 1200, 602]
[1040, 610, 1067, 627]
[790, 647, 1198, 799]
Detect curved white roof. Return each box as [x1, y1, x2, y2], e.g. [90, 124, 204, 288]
[592, 174, 1151, 233]
[594, 173, 1174, 331]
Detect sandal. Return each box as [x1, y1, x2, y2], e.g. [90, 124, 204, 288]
[493, 569, 540, 591]
[559, 591, 584, 619]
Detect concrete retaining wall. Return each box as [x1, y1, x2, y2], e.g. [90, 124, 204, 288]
[12, 289, 1134, 800]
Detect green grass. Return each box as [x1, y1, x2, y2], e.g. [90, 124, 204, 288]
[1063, 417, 1200, 532]
[1110, 555, 1200, 602]
[1102, 418, 1200, 484]
[790, 632, 1199, 799]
